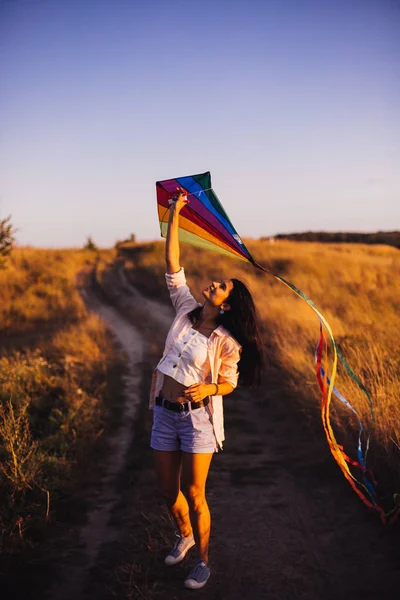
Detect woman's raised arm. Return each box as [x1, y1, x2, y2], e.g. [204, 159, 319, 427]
[165, 189, 189, 274]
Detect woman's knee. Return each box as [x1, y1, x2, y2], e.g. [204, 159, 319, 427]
[186, 486, 206, 512]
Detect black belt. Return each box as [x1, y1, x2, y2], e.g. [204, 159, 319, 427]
[155, 395, 209, 413]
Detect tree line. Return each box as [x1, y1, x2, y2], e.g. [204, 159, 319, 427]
[266, 231, 400, 248]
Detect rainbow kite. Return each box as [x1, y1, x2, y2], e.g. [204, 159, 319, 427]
[156, 171, 399, 524]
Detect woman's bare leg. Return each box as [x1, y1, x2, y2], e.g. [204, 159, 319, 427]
[153, 450, 192, 537]
[182, 452, 213, 564]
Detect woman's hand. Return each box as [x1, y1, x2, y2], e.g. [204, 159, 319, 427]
[183, 383, 214, 402]
[170, 187, 189, 213]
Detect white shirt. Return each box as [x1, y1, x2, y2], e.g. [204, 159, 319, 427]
[149, 267, 242, 451]
[157, 328, 211, 386]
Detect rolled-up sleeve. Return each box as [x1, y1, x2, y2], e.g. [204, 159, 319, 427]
[165, 268, 199, 315]
[217, 339, 241, 389]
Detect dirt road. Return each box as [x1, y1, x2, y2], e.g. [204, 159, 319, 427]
[44, 266, 400, 599]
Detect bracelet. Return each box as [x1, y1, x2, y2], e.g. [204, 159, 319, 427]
[213, 383, 219, 395]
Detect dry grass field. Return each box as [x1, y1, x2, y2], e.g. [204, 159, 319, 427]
[1, 240, 399, 558]
[120, 239, 400, 499]
[1, 240, 399, 599]
[0, 247, 118, 550]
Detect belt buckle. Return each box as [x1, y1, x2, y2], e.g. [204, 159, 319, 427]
[180, 402, 188, 412]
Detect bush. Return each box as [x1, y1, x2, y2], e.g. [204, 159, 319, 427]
[84, 236, 98, 252]
[0, 216, 15, 268]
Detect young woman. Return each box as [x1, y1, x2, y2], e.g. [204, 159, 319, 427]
[149, 189, 264, 590]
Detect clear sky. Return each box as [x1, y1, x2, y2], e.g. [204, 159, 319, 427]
[1, 0, 399, 247]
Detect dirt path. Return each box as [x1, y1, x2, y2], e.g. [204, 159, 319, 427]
[47, 268, 400, 600]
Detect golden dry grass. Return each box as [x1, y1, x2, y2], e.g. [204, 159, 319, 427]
[1, 240, 398, 542]
[0, 247, 112, 334]
[0, 247, 117, 545]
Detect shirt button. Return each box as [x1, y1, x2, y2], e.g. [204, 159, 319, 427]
[173, 364, 177, 368]
[178, 353, 181, 357]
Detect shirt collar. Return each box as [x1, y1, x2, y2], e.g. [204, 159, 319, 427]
[212, 325, 241, 349]
[212, 326, 226, 337]
[189, 306, 226, 338]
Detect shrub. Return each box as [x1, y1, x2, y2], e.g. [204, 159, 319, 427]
[0, 216, 15, 269]
[84, 236, 98, 252]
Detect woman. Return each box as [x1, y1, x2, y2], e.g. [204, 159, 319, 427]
[149, 189, 264, 590]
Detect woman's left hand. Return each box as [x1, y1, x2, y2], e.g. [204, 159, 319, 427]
[183, 384, 212, 402]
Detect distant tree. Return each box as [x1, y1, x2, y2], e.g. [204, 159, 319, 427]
[115, 233, 136, 249]
[274, 230, 400, 249]
[0, 215, 15, 269]
[84, 236, 98, 252]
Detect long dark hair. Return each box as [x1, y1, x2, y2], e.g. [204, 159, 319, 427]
[188, 279, 264, 387]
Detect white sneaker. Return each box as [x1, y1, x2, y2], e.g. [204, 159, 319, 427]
[164, 532, 195, 566]
[184, 560, 211, 589]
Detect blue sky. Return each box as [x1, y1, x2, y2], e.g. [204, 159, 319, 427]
[1, 0, 399, 247]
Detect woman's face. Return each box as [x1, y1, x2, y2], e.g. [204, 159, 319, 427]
[202, 279, 234, 307]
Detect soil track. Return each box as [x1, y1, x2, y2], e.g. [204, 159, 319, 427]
[22, 265, 400, 599]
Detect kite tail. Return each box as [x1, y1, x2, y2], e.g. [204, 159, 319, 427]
[252, 260, 391, 523]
